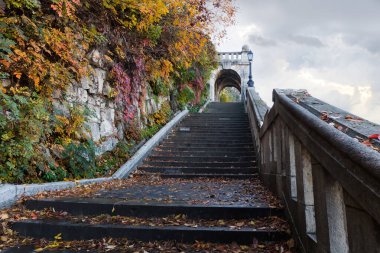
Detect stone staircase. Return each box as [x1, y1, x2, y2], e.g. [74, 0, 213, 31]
[136, 102, 257, 179]
[6, 102, 292, 252]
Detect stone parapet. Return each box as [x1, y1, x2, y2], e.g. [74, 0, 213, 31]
[247, 88, 380, 253]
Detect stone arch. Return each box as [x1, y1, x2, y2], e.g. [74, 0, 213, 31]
[214, 69, 241, 101]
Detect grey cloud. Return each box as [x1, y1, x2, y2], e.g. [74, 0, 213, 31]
[218, 0, 380, 123]
[249, 35, 277, 47]
[288, 35, 324, 48]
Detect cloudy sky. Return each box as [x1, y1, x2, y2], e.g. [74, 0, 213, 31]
[216, 0, 380, 124]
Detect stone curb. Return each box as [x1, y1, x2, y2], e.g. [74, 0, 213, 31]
[198, 100, 211, 113]
[0, 110, 189, 209]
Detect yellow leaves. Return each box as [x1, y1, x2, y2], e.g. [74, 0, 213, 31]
[54, 107, 86, 145]
[54, 233, 62, 240]
[34, 233, 63, 252]
[13, 49, 27, 59]
[147, 58, 174, 81]
[1, 132, 15, 142]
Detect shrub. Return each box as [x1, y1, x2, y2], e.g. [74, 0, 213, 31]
[61, 139, 97, 179]
[178, 85, 195, 109]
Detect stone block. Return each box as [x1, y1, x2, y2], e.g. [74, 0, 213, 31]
[86, 122, 101, 142]
[103, 82, 112, 97]
[100, 120, 114, 137]
[101, 108, 115, 123]
[96, 137, 118, 155]
[80, 76, 91, 90]
[95, 68, 106, 94]
[65, 83, 77, 97]
[77, 87, 88, 103]
[89, 49, 103, 68]
[88, 106, 101, 123]
[52, 101, 70, 117]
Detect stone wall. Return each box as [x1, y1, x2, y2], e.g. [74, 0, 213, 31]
[0, 49, 169, 156]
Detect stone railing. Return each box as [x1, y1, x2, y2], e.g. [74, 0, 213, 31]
[247, 88, 380, 253]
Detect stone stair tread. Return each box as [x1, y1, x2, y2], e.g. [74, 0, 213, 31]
[137, 173, 258, 179]
[24, 198, 281, 219]
[11, 220, 290, 244]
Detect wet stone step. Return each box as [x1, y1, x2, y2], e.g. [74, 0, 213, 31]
[142, 161, 256, 168]
[164, 139, 253, 145]
[24, 199, 280, 219]
[151, 151, 255, 157]
[174, 130, 252, 134]
[161, 144, 255, 149]
[169, 132, 253, 137]
[140, 173, 258, 179]
[138, 167, 256, 174]
[162, 141, 254, 146]
[11, 220, 289, 244]
[156, 147, 256, 152]
[165, 138, 254, 143]
[146, 156, 256, 162]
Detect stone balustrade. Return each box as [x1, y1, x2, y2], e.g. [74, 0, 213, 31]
[246, 88, 380, 253]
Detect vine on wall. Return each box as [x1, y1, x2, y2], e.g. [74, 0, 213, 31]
[0, 0, 236, 183]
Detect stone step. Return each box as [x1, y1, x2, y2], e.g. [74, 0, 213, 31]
[139, 173, 258, 179]
[146, 156, 256, 163]
[156, 147, 255, 152]
[142, 161, 256, 168]
[173, 129, 252, 134]
[162, 140, 253, 146]
[151, 151, 255, 157]
[181, 118, 249, 123]
[24, 199, 279, 219]
[138, 167, 256, 174]
[187, 114, 248, 118]
[180, 120, 249, 125]
[11, 220, 289, 244]
[165, 136, 252, 143]
[177, 124, 250, 129]
[169, 132, 252, 137]
[161, 143, 254, 148]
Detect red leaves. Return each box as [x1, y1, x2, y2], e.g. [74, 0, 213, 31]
[369, 134, 380, 140]
[345, 115, 363, 122]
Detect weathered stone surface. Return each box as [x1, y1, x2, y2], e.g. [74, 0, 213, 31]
[101, 108, 115, 123]
[100, 120, 114, 137]
[102, 82, 112, 97]
[95, 68, 106, 94]
[52, 101, 70, 117]
[88, 49, 103, 68]
[77, 88, 88, 103]
[88, 106, 101, 123]
[84, 122, 100, 142]
[96, 137, 118, 155]
[81, 75, 91, 90]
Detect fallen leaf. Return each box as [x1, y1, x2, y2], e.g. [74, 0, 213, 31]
[54, 233, 62, 240]
[369, 134, 380, 140]
[0, 213, 9, 220]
